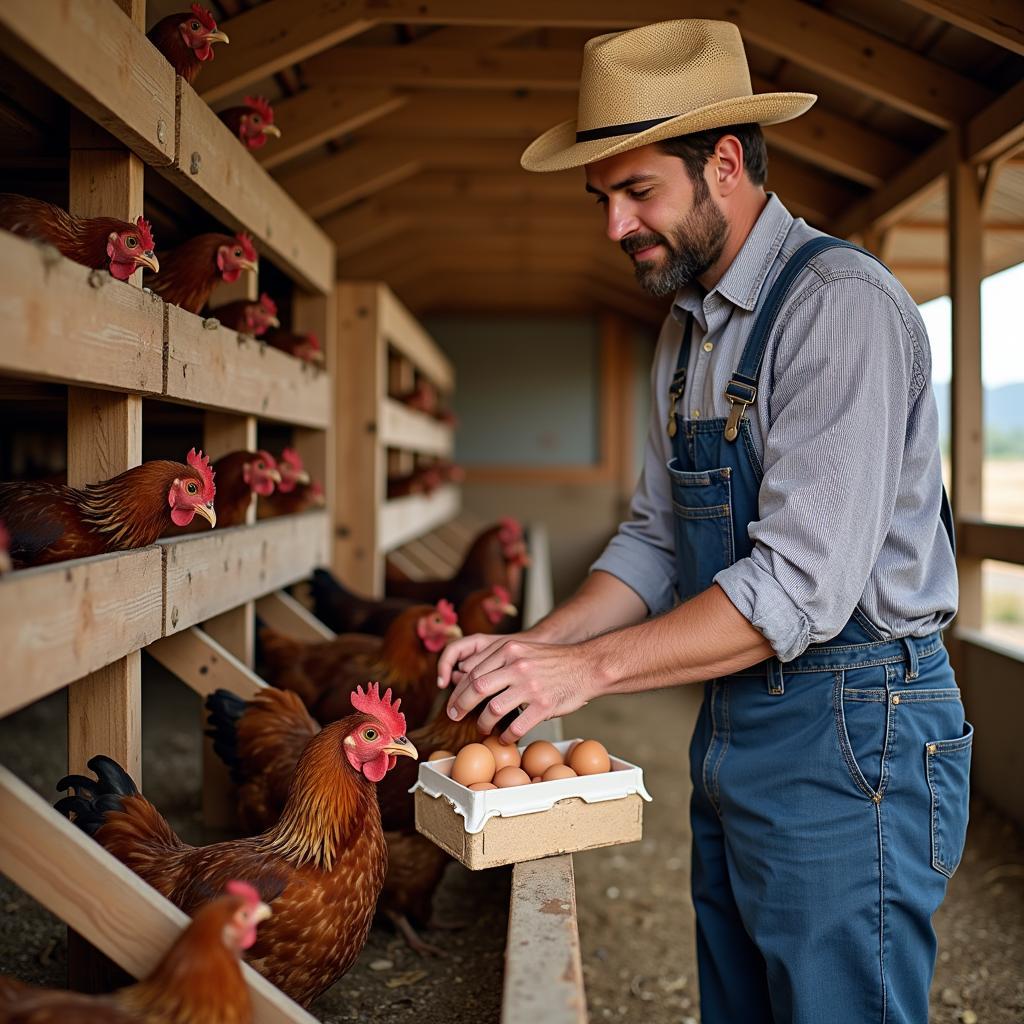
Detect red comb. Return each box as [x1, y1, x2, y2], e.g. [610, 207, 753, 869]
[436, 599, 458, 626]
[244, 96, 275, 124]
[351, 682, 405, 737]
[191, 3, 216, 30]
[186, 448, 216, 502]
[499, 517, 522, 543]
[225, 880, 261, 906]
[281, 448, 304, 470]
[491, 584, 511, 604]
[135, 217, 155, 251]
[236, 232, 257, 263]
[304, 332, 321, 351]
[258, 292, 277, 316]
[257, 449, 277, 468]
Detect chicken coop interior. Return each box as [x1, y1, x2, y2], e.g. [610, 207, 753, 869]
[0, 1, 1022, 1022]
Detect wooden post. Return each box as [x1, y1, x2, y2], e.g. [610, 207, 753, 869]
[948, 132, 985, 672]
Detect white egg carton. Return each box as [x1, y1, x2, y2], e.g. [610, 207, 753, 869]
[410, 738, 652, 834]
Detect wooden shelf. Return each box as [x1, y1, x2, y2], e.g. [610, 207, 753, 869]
[0, 549, 163, 718]
[161, 80, 334, 295]
[379, 398, 453, 456]
[165, 306, 330, 427]
[0, 230, 164, 394]
[379, 484, 461, 553]
[379, 286, 454, 390]
[162, 511, 330, 633]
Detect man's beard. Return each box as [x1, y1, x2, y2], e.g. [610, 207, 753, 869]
[622, 188, 729, 297]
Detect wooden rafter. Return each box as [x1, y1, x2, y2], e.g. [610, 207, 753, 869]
[967, 78, 1024, 165]
[897, 0, 1024, 57]
[322, 203, 413, 260]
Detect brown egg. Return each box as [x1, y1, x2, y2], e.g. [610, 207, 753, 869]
[520, 740, 563, 779]
[469, 782, 497, 791]
[428, 749, 454, 762]
[493, 766, 531, 788]
[482, 734, 522, 772]
[531, 776, 542, 783]
[451, 743, 496, 787]
[542, 764, 578, 782]
[567, 739, 611, 776]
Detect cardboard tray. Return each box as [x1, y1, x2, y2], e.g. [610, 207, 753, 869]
[412, 739, 652, 870]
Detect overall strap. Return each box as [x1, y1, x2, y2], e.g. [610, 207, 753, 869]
[666, 314, 695, 438]
[723, 236, 883, 441]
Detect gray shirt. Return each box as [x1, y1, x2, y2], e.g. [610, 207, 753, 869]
[591, 193, 957, 663]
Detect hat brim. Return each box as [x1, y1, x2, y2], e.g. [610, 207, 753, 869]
[521, 92, 817, 173]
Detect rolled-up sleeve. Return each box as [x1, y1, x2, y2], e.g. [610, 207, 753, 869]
[715, 274, 918, 661]
[591, 322, 679, 616]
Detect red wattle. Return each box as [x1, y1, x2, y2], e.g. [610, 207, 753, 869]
[362, 752, 390, 783]
[170, 506, 195, 527]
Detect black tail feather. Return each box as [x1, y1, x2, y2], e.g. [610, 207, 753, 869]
[204, 688, 247, 782]
[311, 566, 348, 630]
[54, 755, 137, 836]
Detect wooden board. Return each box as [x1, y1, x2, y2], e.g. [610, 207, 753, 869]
[255, 590, 336, 643]
[0, 0, 175, 167]
[379, 399, 454, 457]
[379, 485, 461, 553]
[0, 548, 163, 719]
[379, 287, 455, 391]
[147, 627, 266, 701]
[0, 230, 164, 393]
[167, 79, 334, 294]
[162, 512, 330, 634]
[165, 305, 330, 427]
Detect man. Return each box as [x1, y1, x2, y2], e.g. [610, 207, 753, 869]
[438, 19, 972, 1024]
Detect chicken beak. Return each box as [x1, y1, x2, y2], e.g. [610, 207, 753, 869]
[267, 468, 282, 484]
[238, 259, 259, 274]
[254, 901, 272, 924]
[194, 502, 217, 529]
[384, 736, 419, 761]
[267, 315, 281, 328]
[207, 29, 230, 45]
[262, 124, 282, 138]
[294, 469, 311, 485]
[445, 624, 464, 640]
[502, 603, 519, 617]
[137, 250, 160, 274]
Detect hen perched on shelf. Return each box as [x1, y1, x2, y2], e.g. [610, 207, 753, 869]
[218, 96, 281, 150]
[0, 881, 269, 1023]
[147, 4, 229, 85]
[209, 293, 279, 336]
[257, 449, 324, 519]
[0, 449, 215, 568]
[0, 195, 159, 280]
[56, 685, 416, 1009]
[171, 450, 278, 533]
[264, 329, 324, 364]
[148, 232, 257, 314]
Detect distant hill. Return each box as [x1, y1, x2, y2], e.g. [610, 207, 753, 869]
[931, 382, 1024, 449]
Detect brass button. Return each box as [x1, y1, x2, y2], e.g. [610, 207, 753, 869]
[891, 694, 901, 705]
[692, 409, 701, 419]
[702, 340, 714, 353]
[927, 743, 937, 754]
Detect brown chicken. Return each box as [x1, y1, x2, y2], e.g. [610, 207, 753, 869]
[264, 329, 324, 364]
[209, 293, 279, 337]
[174, 450, 278, 534]
[0, 195, 159, 280]
[0, 449, 216, 568]
[386, 518, 530, 607]
[256, 449, 321, 519]
[258, 600, 462, 728]
[0, 881, 270, 1024]
[148, 232, 258, 314]
[218, 97, 281, 150]
[56, 685, 417, 1009]
[147, 4, 229, 85]
[386, 465, 443, 500]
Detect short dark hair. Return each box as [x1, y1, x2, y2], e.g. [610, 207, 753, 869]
[657, 123, 768, 188]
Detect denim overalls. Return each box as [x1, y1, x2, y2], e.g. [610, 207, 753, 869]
[670, 238, 974, 1023]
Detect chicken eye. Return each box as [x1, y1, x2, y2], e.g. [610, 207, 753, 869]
[125, 235, 138, 248]
[251, 114, 262, 124]
[234, 248, 243, 258]
[256, 461, 265, 470]
[186, 481, 198, 494]
[190, 19, 201, 30]
[363, 728, 378, 742]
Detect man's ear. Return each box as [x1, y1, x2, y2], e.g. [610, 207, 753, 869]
[712, 135, 746, 199]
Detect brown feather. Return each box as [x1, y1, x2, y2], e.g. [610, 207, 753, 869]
[147, 233, 234, 313]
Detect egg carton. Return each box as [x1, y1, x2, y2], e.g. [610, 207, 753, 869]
[410, 738, 652, 834]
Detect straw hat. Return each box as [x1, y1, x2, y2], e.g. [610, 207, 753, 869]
[521, 20, 816, 173]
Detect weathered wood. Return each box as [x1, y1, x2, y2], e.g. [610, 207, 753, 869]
[957, 517, 1024, 566]
[161, 512, 330, 634]
[165, 305, 330, 427]
[255, 590, 336, 643]
[966, 78, 1024, 165]
[380, 399, 454, 457]
[0, 766, 319, 1024]
[898, 0, 1024, 56]
[164, 78, 335, 294]
[322, 203, 412, 261]
[378, 287, 455, 391]
[379, 485, 461, 553]
[502, 856, 586, 1024]
[147, 627, 266, 701]
[0, 0, 175, 166]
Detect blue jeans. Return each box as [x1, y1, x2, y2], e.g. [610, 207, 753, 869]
[689, 633, 972, 1024]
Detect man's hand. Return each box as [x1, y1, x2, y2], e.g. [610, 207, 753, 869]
[439, 634, 601, 744]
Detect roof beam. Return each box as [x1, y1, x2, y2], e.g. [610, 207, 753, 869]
[966, 78, 1024, 164]
[320, 203, 412, 260]
[356, 1, 992, 127]
[897, 0, 1024, 57]
[198, 0, 373, 104]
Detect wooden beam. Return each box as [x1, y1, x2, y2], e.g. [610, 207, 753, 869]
[966, 78, 1024, 165]
[255, 590, 337, 642]
[380, 486, 461, 552]
[257, 86, 408, 171]
[957, 517, 1024, 566]
[897, 0, 1024, 56]
[198, 0, 374, 105]
[320, 202, 412, 260]
[147, 627, 266, 701]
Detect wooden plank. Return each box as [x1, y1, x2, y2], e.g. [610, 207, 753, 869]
[199, 0, 374, 105]
[165, 305, 330, 427]
[0, 549, 163, 719]
[379, 287, 454, 390]
[502, 855, 586, 1024]
[897, 0, 1024, 56]
[0, 0, 174, 166]
[0, 229, 164, 393]
[966, 78, 1024, 165]
[255, 590, 337, 642]
[147, 627, 266, 700]
[521, 522, 553, 630]
[399, 537, 454, 577]
[257, 85, 408, 171]
[379, 484, 461, 552]
[165, 79, 334, 294]
[380, 398, 454, 457]
[0, 766, 318, 1024]
[162, 511, 330, 634]
[958, 518, 1024, 566]
[324, 206, 412, 261]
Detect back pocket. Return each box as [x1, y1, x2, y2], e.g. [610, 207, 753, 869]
[927, 721, 973, 878]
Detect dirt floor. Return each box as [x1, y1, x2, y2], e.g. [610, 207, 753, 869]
[0, 667, 1022, 1023]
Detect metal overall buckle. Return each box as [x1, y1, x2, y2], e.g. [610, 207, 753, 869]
[723, 379, 756, 442]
